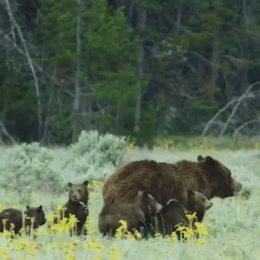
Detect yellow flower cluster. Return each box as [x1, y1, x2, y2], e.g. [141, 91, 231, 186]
[127, 141, 136, 151]
[91, 181, 104, 189]
[114, 220, 142, 240]
[14, 238, 38, 255]
[84, 240, 104, 251]
[0, 247, 10, 260]
[166, 213, 209, 244]
[108, 244, 123, 260]
[48, 213, 79, 235]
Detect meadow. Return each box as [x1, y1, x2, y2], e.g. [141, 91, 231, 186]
[0, 132, 259, 260]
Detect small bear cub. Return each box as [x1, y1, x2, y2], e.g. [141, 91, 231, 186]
[99, 190, 162, 237]
[0, 205, 46, 234]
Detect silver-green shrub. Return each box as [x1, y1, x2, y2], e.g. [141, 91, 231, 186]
[0, 131, 128, 201]
[62, 130, 128, 183]
[0, 143, 62, 202]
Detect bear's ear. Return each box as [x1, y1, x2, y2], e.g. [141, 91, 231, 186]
[197, 155, 204, 161]
[166, 199, 178, 206]
[137, 190, 144, 197]
[38, 205, 43, 211]
[205, 156, 215, 165]
[26, 205, 30, 210]
[82, 180, 89, 186]
[68, 182, 72, 188]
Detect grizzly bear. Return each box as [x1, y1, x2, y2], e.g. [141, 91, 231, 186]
[98, 190, 162, 237]
[103, 155, 242, 221]
[0, 205, 46, 234]
[58, 180, 89, 236]
[155, 190, 213, 237]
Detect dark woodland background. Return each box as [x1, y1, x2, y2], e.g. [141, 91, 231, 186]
[0, 0, 259, 145]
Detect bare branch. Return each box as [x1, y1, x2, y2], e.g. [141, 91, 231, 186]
[4, 0, 43, 137]
[0, 120, 16, 144]
[190, 51, 217, 66]
[219, 81, 260, 136]
[0, 30, 61, 86]
[233, 118, 260, 140]
[201, 93, 253, 136]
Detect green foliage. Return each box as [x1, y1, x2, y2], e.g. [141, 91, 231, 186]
[63, 130, 128, 182]
[0, 143, 61, 203]
[0, 0, 259, 143]
[0, 131, 128, 203]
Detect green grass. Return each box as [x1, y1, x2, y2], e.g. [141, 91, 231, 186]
[153, 135, 260, 150]
[0, 145, 259, 259]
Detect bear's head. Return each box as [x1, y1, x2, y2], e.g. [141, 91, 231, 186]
[25, 205, 46, 229]
[68, 180, 89, 203]
[198, 155, 242, 198]
[159, 199, 188, 237]
[187, 190, 213, 212]
[135, 190, 162, 217]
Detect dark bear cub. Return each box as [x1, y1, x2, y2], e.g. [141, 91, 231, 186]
[156, 190, 213, 237]
[98, 190, 162, 237]
[0, 205, 46, 234]
[60, 180, 89, 236]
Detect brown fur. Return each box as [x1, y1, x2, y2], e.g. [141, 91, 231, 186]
[187, 190, 213, 221]
[0, 205, 46, 234]
[153, 190, 212, 237]
[156, 199, 188, 237]
[103, 156, 242, 217]
[98, 191, 162, 236]
[61, 180, 89, 236]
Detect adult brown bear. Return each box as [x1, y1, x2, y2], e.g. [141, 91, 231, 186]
[103, 155, 242, 221]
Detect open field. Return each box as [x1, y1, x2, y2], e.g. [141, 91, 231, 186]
[0, 139, 259, 260]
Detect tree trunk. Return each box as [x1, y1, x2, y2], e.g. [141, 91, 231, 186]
[134, 2, 146, 133]
[4, 0, 43, 139]
[72, 0, 82, 142]
[41, 65, 56, 145]
[206, 36, 219, 102]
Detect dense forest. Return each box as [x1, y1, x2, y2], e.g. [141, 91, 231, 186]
[0, 0, 259, 145]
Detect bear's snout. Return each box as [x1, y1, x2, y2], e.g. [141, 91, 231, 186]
[231, 179, 242, 193]
[71, 194, 79, 201]
[205, 200, 213, 210]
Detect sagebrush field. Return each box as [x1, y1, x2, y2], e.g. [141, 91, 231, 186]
[0, 132, 259, 260]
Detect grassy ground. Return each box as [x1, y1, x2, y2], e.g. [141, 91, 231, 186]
[0, 144, 259, 260]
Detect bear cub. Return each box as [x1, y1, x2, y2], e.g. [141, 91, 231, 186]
[156, 190, 213, 237]
[99, 190, 162, 237]
[61, 180, 89, 236]
[0, 205, 46, 234]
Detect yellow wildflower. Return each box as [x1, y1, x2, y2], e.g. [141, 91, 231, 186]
[167, 231, 177, 243]
[133, 229, 142, 240]
[194, 222, 208, 235]
[91, 180, 104, 189]
[197, 238, 207, 245]
[95, 253, 103, 260]
[108, 244, 123, 260]
[154, 232, 162, 238]
[47, 213, 59, 224]
[186, 212, 197, 222]
[84, 240, 104, 251]
[0, 247, 10, 260]
[115, 220, 128, 239]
